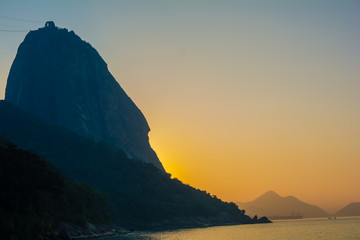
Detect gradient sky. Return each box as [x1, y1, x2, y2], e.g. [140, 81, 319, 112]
[0, 0, 359, 213]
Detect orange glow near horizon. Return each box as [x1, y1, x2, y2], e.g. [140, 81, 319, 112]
[149, 119, 360, 214]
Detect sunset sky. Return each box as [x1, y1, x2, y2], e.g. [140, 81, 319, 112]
[0, 0, 359, 213]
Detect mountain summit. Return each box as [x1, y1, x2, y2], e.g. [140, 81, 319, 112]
[5, 22, 163, 170]
[237, 191, 329, 219]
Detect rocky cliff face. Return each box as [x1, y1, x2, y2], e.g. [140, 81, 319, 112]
[5, 22, 164, 170]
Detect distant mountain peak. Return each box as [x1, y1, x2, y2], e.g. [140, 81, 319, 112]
[237, 191, 329, 219]
[259, 191, 300, 202]
[262, 190, 280, 198]
[255, 191, 281, 201]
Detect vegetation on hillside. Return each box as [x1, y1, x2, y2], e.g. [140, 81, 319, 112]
[0, 137, 111, 238]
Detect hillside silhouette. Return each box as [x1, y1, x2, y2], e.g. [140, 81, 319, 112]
[237, 191, 329, 219]
[335, 202, 360, 217]
[0, 137, 111, 238]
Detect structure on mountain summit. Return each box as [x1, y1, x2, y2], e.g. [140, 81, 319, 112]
[45, 21, 56, 28]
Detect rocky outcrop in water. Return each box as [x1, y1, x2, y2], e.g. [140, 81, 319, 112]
[5, 22, 163, 170]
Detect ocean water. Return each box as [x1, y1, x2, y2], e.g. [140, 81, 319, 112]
[110, 217, 360, 240]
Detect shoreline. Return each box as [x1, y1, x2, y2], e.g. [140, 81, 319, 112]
[66, 219, 272, 239]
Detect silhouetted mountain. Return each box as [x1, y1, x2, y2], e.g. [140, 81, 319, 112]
[0, 137, 111, 238]
[5, 22, 163, 170]
[0, 100, 269, 228]
[335, 202, 360, 217]
[236, 191, 329, 219]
